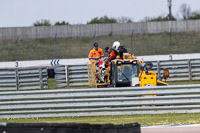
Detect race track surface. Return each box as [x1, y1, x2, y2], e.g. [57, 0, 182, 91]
[141, 124, 200, 133]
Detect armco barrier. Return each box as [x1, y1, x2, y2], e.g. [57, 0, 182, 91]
[55, 65, 89, 88]
[54, 58, 200, 87]
[0, 123, 141, 133]
[0, 68, 16, 91]
[0, 67, 48, 91]
[154, 59, 200, 81]
[1, 84, 200, 119]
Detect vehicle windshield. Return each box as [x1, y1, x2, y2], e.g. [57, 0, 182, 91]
[117, 64, 139, 81]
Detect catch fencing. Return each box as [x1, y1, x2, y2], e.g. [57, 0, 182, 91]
[1, 20, 200, 39]
[54, 58, 200, 88]
[0, 67, 48, 91]
[1, 84, 200, 119]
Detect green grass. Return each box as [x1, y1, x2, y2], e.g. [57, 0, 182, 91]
[47, 78, 89, 90]
[48, 78, 56, 89]
[47, 78, 200, 90]
[167, 80, 200, 85]
[1, 113, 200, 126]
[1, 31, 200, 61]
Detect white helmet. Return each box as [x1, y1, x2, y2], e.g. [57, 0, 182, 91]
[112, 41, 120, 50]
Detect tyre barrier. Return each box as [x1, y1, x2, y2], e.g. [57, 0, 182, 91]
[0, 122, 140, 133]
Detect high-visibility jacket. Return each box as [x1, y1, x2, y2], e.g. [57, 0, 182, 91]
[107, 49, 117, 61]
[88, 48, 104, 63]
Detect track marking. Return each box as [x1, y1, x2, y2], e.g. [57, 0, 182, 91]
[142, 124, 200, 128]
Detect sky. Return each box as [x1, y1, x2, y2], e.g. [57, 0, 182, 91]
[0, 0, 200, 27]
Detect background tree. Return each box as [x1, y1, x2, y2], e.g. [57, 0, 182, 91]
[54, 21, 69, 25]
[179, 3, 191, 20]
[188, 11, 200, 20]
[143, 14, 176, 22]
[117, 16, 133, 23]
[33, 19, 51, 26]
[87, 16, 117, 24]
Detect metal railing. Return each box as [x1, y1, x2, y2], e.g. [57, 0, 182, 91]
[0, 67, 48, 91]
[54, 58, 200, 88]
[55, 65, 89, 88]
[152, 58, 200, 81]
[1, 84, 200, 119]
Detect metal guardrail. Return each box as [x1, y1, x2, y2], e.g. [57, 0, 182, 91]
[54, 58, 200, 87]
[1, 84, 200, 119]
[55, 65, 89, 88]
[151, 58, 200, 81]
[0, 69, 16, 91]
[0, 67, 48, 91]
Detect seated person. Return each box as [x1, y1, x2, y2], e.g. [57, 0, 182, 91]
[104, 47, 117, 62]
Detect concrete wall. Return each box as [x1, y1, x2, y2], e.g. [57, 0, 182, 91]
[0, 20, 200, 39]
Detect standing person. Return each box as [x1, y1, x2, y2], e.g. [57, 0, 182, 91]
[88, 42, 104, 64]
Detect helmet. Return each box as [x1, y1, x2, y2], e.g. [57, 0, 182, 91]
[93, 42, 98, 47]
[105, 47, 109, 52]
[112, 41, 120, 50]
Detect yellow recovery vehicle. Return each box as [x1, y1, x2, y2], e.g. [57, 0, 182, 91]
[87, 47, 168, 88]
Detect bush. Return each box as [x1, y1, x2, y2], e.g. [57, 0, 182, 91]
[54, 21, 69, 25]
[33, 19, 51, 26]
[87, 16, 117, 24]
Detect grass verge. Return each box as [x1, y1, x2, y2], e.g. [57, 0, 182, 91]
[47, 78, 200, 90]
[1, 31, 200, 61]
[1, 113, 200, 126]
[167, 80, 200, 85]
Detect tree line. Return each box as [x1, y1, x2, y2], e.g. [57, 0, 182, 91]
[33, 3, 200, 26]
[33, 16, 133, 26]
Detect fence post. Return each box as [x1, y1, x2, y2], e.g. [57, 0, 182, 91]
[169, 28, 173, 60]
[54, 33, 57, 60]
[157, 61, 161, 80]
[39, 68, 44, 89]
[188, 59, 192, 80]
[131, 30, 134, 54]
[15, 69, 19, 90]
[65, 65, 70, 87]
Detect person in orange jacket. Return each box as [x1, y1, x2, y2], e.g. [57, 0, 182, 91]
[88, 42, 104, 64]
[104, 47, 117, 61]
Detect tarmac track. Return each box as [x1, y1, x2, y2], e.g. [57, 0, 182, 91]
[141, 124, 200, 133]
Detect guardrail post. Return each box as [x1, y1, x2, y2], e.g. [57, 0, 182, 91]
[15, 68, 19, 90]
[65, 65, 70, 87]
[188, 59, 192, 80]
[39, 68, 43, 89]
[157, 61, 161, 80]
[45, 67, 49, 89]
